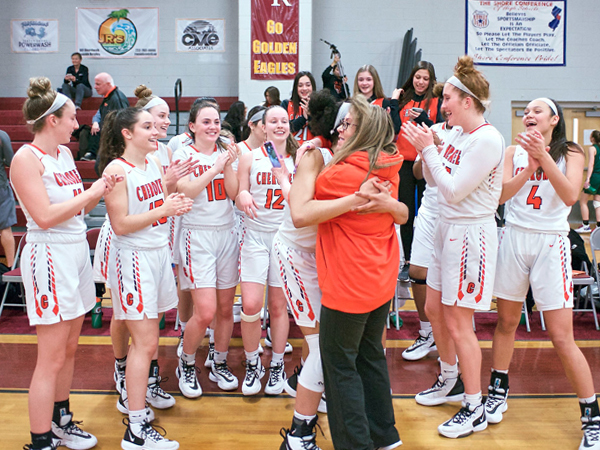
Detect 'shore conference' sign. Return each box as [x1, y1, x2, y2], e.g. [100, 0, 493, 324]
[251, 0, 299, 80]
[466, 0, 566, 66]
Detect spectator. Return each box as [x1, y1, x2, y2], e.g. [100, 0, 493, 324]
[84, 73, 129, 165]
[222, 101, 246, 143]
[61, 52, 92, 110]
[264, 86, 281, 107]
[322, 54, 349, 101]
[0, 130, 16, 267]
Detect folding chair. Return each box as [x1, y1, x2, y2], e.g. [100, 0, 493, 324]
[388, 279, 412, 331]
[0, 233, 27, 319]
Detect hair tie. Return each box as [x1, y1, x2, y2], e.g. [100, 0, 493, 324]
[446, 76, 489, 111]
[533, 97, 558, 116]
[142, 96, 168, 111]
[26, 92, 69, 125]
[249, 109, 265, 124]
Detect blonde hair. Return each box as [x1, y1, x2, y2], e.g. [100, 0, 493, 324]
[353, 65, 385, 100]
[23, 77, 63, 133]
[328, 95, 396, 180]
[134, 84, 155, 108]
[452, 55, 489, 113]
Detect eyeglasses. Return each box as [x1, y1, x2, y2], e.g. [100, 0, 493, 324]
[339, 119, 356, 131]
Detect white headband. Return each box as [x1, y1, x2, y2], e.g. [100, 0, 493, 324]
[142, 96, 168, 111]
[26, 92, 70, 125]
[332, 102, 351, 134]
[249, 109, 265, 124]
[533, 97, 558, 116]
[446, 75, 491, 111]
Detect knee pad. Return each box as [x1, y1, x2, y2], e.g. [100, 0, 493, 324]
[593, 200, 600, 210]
[412, 277, 427, 285]
[240, 310, 261, 323]
[298, 334, 324, 393]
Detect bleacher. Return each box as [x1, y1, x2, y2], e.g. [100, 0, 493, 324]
[0, 95, 238, 257]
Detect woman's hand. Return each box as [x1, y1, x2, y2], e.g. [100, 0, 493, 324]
[391, 88, 403, 100]
[163, 193, 193, 217]
[515, 130, 549, 162]
[213, 151, 231, 173]
[225, 143, 238, 167]
[300, 98, 310, 119]
[271, 157, 290, 186]
[402, 121, 434, 152]
[295, 141, 316, 167]
[165, 157, 200, 184]
[237, 190, 258, 219]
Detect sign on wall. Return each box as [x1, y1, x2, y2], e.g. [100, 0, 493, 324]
[176, 19, 225, 52]
[77, 8, 158, 58]
[11, 19, 59, 53]
[251, 0, 299, 80]
[466, 0, 566, 66]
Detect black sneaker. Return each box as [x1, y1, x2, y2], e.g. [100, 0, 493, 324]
[280, 416, 322, 450]
[51, 413, 98, 449]
[581, 417, 600, 450]
[121, 418, 179, 449]
[399, 263, 411, 282]
[415, 373, 465, 406]
[485, 371, 509, 424]
[284, 365, 302, 397]
[23, 443, 57, 450]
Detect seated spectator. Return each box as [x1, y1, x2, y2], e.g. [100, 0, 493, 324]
[0, 130, 16, 267]
[61, 52, 92, 110]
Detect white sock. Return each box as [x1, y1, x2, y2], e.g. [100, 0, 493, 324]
[491, 367, 508, 374]
[245, 349, 259, 363]
[464, 392, 482, 408]
[129, 409, 145, 424]
[272, 352, 284, 364]
[420, 321, 432, 333]
[207, 328, 215, 343]
[580, 395, 597, 404]
[440, 359, 459, 380]
[293, 410, 316, 424]
[181, 351, 195, 365]
[213, 350, 228, 364]
[180, 321, 187, 332]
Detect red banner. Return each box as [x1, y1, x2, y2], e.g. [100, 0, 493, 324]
[251, 0, 299, 80]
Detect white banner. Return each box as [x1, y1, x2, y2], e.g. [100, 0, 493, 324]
[11, 19, 59, 53]
[176, 19, 225, 52]
[466, 0, 566, 66]
[76, 8, 158, 58]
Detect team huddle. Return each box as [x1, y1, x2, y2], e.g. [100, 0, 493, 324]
[9, 54, 600, 450]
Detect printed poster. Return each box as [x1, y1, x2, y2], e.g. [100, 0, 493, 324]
[176, 19, 225, 52]
[11, 19, 59, 53]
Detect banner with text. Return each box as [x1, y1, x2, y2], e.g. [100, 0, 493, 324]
[77, 8, 158, 58]
[251, 0, 299, 80]
[11, 19, 59, 53]
[466, 0, 566, 66]
[176, 19, 225, 52]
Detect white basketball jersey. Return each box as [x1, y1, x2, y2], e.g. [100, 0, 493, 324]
[277, 148, 334, 252]
[108, 157, 168, 249]
[173, 144, 235, 228]
[505, 145, 569, 233]
[153, 141, 171, 174]
[246, 146, 295, 232]
[14, 144, 86, 235]
[167, 132, 193, 153]
[432, 123, 504, 222]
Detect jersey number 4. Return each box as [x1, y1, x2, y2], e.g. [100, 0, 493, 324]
[264, 188, 284, 210]
[526, 186, 542, 209]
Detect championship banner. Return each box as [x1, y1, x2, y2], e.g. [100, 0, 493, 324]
[251, 0, 299, 80]
[11, 19, 59, 53]
[466, 0, 566, 66]
[76, 8, 158, 58]
[176, 19, 225, 52]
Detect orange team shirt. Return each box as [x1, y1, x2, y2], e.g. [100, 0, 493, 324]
[286, 101, 315, 144]
[371, 98, 384, 107]
[315, 150, 404, 314]
[396, 97, 440, 162]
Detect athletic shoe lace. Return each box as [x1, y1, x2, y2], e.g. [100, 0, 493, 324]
[148, 376, 171, 399]
[423, 374, 446, 393]
[61, 419, 87, 435]
[582, 420, 600, 443]
[214, 361, 233, 379]
[279, 421, 324, 450]
[243, 360, 260, 384]
[486, 387, 506, 409]
[269, 363, 284, 385]
[141, 421, 168, 442]
[182, 362, 199, 384]
[449, 406, 474, 425]
[409, 333, 429, 349]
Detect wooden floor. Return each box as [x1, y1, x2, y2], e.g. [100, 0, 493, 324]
[2, 335, 600, 449]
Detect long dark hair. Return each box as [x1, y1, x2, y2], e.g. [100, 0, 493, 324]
[264, 86, 281, 106]
[547, 99, 583, 162]
[399, 61, 437, 111]
[290, 71, 315, 116]
[188, 100, 223, 148]
[97, 107, 144, 174]
[222, 101, 245, 143]
[262, 105, 299, 162]
[307, 89, 338, 139]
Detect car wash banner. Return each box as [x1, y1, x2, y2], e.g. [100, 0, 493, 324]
[251, 0, 299, 80]
[176, 19, 225, 52]
[77, 7, 158, 58]
[11, 19, 59, 53]
[466, 0, 566, 66]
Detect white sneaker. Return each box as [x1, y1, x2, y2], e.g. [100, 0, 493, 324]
[401, 330, 436, 361]
[176, 330, 184, 359]
[375, 441, 403, 450]
[484, 388, 508, 424]
[176, 358, 202, 398]
[51, 413, 98, 450]
[116, 381, 155, 422]
[242, 358, 265, 396]
[438, 402, 487, 439]
[264, 328, 293, 354]
[576, 224, 592, 233]
[265, 361, 286, 395]
[146, 376, 176, 409]
[581, 417, 600, 450]
[209, 361, 239, 391]
[318, 393, 327, 414]
[415, 374, 464, 406]
[204, 342, 214, 368]
[114, 361, 126, 394]
[121, 419, 179, 450]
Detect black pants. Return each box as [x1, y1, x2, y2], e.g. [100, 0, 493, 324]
[320, 301, 399, 450]
[398, 161, 426, 261]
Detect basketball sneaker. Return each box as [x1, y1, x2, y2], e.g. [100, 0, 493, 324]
[484, 371, 509, 424]
[51, 413, 98, 450]
[437, 401, 487, 439]
[580, 400, 600, 450]
[279, 416, 321, 450]
[116, 381, 155, 422]
[114, 360, 126, 394]
[121, 418, 179, 450]
[375, 441, 403, 450]
[284, 365, 301, 397]
[176, 358, 202, 398]
[209, 361, 239, 391]
[204, 342, 215, 368]
[265, 360, 287, 395]
[415, 373, 464, 406]
[401, 330, 436, 361]
[242, 358, 265, 396]
[576, 224, 592, 234]
[23, 444, 57, 450]
[176, 329, 184, 359]
[265, 327, 293, 354]
[146, 376, 176, 409]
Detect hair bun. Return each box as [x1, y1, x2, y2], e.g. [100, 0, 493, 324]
[432, 82, 445, 98]
[27, 77, 52, 99]
[134, 84, 152, 99]
[454, 55, 477, 77]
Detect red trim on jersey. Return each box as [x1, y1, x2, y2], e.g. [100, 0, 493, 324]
[28, 143, 60, 157]
[469, 122, 491, 134]
[47, 245, 60, 316]
[475, 232, 487, 303]
[457, 235, 468, 301]
[189, 144, 218, 153]
[260, 146, 268, 158]
[133, 251, 144, 313]
[241, 141, 252, 152]
[117, 157, 136, 168]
